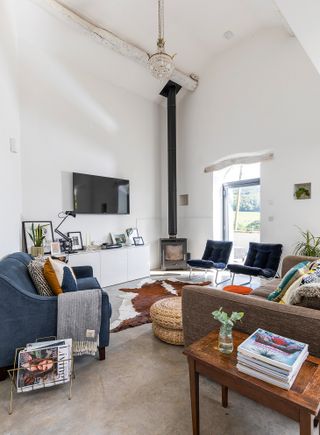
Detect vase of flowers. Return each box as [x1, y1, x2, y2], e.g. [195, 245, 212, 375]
[28, 223, 47, 257]
[212, 307, 244, 354]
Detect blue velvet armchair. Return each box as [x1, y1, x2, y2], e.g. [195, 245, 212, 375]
[187, 240, 233, 285]
[0, 252, 111, 379]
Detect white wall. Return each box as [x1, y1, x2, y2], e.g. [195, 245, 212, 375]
[0, 0, 21, 258]
[177, 27, 320, 259]
[18, 5, 162, 268]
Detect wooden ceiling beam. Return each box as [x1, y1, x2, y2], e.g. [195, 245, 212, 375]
[31, 0, 199, 92]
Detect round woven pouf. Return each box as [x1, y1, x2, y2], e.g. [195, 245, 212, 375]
[150, 297, 183, 346]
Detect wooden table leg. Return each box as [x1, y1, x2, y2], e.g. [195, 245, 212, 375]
[221, 385, 228, 408]
[188, 357, 199, 435]
[299, 410, 313, 435]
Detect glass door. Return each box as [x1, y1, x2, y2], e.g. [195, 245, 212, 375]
[223, 178, 260, 261]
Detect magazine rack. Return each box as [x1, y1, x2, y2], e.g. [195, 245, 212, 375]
[7, 337, 74, 415]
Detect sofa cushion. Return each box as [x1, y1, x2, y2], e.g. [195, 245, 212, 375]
[44, 258, 77, 295]
[295, 297, 320, 310]
[77, 277, 101, 291]
[28, 258, 55, 296]
[187, 259, 226, 269]
[267, 261, 310, 302]
[250, 278, 281, 299]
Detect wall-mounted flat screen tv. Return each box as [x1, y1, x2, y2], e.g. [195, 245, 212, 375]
[73, 172, 130, 214]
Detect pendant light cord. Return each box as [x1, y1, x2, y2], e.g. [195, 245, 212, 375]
[158, 0, 164, 42]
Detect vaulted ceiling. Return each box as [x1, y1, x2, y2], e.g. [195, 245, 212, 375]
[20, 0, 288, 102]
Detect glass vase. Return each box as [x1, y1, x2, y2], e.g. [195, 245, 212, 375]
[218, 325, 233, 354]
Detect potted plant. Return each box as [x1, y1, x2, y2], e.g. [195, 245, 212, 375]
[293, 228, 320, 257]
[28, 223, 48, 257]
[212, 307, 244, 354]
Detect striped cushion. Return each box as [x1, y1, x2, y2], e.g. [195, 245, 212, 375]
[267, 261, 310, 302]
[28, 258, 55, 296]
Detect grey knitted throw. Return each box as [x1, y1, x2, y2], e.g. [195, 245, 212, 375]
[57, 289, 102, 356]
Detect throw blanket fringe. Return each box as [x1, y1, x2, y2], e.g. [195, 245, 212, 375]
[72, 340, 98, 356]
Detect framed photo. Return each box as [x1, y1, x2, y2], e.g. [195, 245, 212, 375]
[294, 183, 311, 200]
[133, 236, 144, 246]
[50, 241, 61, 256]
[68, 231, 84, 251]
[22, 221, 54, 254]
[111, 233, 127, 245]
[126, 227, 139, 245]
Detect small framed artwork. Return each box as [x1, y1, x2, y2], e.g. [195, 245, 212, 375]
[126, 227, 139, 245]
[22, 221, 54, 254]
[50, 241, 61, 256]
[133, 236, 144, 246]
[294, 183, 311, 200]
[111, 233, 126, 245]
[68, 231, 84, 251]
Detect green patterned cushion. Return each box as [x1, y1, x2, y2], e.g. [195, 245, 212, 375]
[267, 261, 310, 302]
[28, 258, 55, 296]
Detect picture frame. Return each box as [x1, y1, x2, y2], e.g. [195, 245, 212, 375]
[294, 183, 311, 200]
[133, 236, 144, 246]
[67, 231, 84, 251]
[50, 241, 61, 256]
[22, 221, 54, 254]
[111, 233, 127, 245]
[126, 227, 139, 245]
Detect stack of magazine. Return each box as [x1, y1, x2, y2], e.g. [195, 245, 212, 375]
[17, 338, 72, 393]
[237, 329, 308, 390]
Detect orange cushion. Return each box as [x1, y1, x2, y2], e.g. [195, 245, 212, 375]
[223, 285, 252, 295]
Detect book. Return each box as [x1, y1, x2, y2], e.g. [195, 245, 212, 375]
[17, 339, 72, 393]
[237, 353, 307, 382]
[236, 363, 294, 390]
[237, 329, 308, 372]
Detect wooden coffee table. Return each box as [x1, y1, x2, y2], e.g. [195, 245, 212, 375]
[184, 330, 320, 435]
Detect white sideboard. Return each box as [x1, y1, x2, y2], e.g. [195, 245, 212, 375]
[68, 245, 150, 287]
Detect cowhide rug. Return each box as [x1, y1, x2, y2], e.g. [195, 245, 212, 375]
[111, 279, 210, 332]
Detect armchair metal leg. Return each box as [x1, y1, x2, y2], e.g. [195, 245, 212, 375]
[231, 274, 252, 286]
[231, 273, 235, 285]
[214, 270, 231, 286]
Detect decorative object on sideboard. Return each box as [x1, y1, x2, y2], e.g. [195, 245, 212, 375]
[54, 211, 76, 254]
[133, 236, 144, 246]
[293, 227, 320, 257]
[212, 307, 244, 355]
[111, 233, 126, 245]
[68, 231, 84, 251]
[23, 221, 54, 255]
[294, 182, 311, 200]
[126, 227, 139, 245]
[50, 241, 61, 256]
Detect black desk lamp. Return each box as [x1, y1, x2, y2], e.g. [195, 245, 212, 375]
[54, 210, 77, 253]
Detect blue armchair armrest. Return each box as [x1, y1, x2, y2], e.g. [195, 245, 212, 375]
[72, 265, 93, 279]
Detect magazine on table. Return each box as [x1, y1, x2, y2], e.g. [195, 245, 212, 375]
[237, 354, 306, 382]
[236, 364, 295, 390]
[237, 329, 308, 372]
[17, 339, 72, 393]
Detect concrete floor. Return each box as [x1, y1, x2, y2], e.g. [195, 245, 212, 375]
[0, 273, 305, 435]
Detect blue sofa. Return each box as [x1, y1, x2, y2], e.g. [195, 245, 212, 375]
[0, 252, 111, 378]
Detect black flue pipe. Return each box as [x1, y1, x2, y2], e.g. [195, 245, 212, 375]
[160, 81, 182, 238]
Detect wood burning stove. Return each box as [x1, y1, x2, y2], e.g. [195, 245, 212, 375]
[160, 81, 188, 270]
[161, 238, 188, 270]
